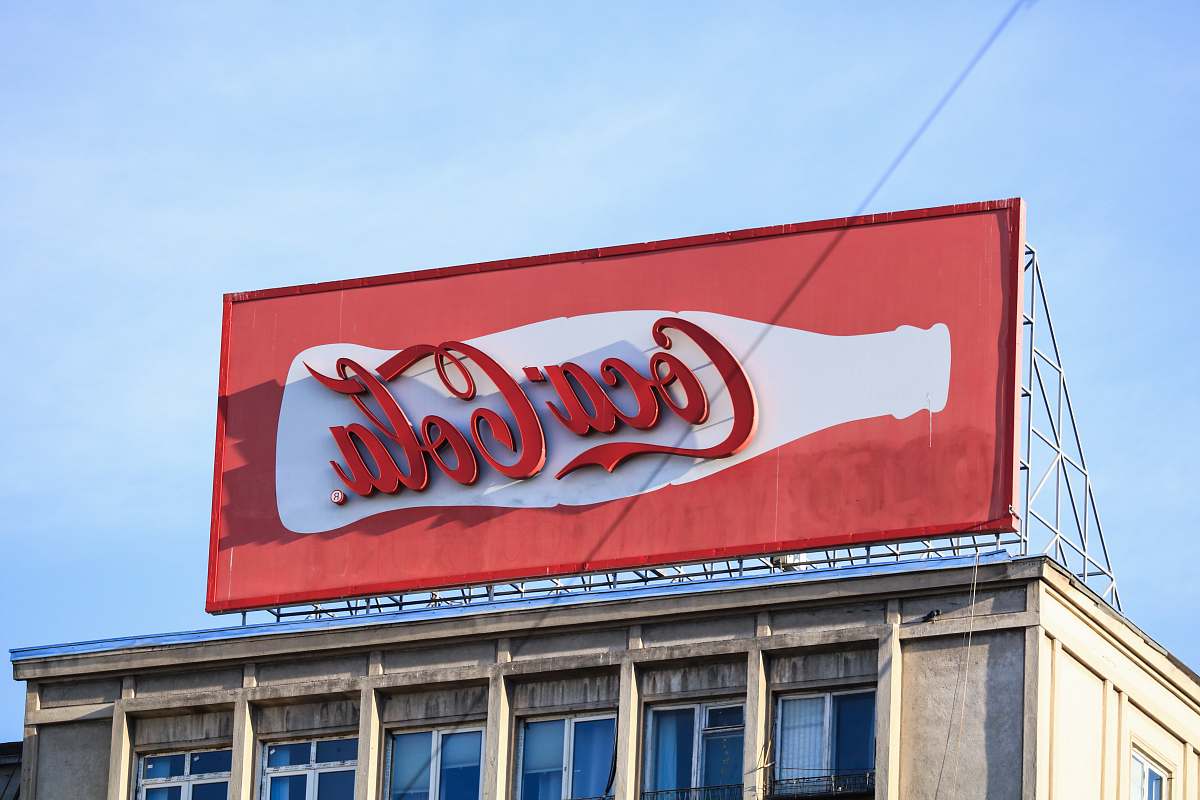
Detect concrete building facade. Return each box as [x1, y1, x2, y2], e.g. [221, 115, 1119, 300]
[10, 555, 1200, 800]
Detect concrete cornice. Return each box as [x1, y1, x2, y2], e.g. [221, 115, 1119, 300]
[1038, 558, 1200, 710]
[12, 555, 1040, 681]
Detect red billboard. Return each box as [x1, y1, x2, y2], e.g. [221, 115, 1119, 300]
[207, 199, 1024, 613]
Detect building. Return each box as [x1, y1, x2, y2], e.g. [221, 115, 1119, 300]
[10, 555, 1200, 799]
[0, 742, 19, 799]
[12, 201, 1197, 799]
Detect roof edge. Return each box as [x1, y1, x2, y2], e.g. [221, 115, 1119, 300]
[14, 553, 1015, 666]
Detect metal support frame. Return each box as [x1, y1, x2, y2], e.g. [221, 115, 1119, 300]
[1019, 245, 1120, 608]
[241, 244, 1120, 624]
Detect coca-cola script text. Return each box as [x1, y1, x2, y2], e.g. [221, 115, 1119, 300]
[305, 316, 759, 499]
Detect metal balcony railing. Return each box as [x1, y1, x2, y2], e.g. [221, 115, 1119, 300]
[641, 785, 744, 800]
[768, 771, 875, 797]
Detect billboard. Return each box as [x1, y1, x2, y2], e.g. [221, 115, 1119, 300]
[207, 199, 1024, 613]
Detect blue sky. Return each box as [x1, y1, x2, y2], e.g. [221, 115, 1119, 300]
[2, 2, 1198, 739]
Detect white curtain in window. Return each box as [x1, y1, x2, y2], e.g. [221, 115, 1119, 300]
[1131, 756, 1147, 800]
[777, 697, 824, 780]
[1131, 755, 1165, 800]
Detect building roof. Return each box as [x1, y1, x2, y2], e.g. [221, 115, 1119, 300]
[11, 553, 1198, 705]
[11, 553, 1009, 664]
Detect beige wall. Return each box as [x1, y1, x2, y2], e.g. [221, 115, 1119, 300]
[1036, 576, 1200, 800]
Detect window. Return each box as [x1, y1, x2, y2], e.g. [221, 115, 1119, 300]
[261, 737, 357, 800]
[138, 748, 232, 800]
[1131, 750, 1167, 800]
[774, 690, 875, 796]
[517, 715, 617, 800]
[388, 727, 484, 800]
[644, 702, 743, 799]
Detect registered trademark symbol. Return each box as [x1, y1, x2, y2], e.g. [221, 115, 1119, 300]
[330, 489, 347, 506]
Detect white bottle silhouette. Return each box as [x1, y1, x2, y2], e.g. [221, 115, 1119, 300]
[275, 310, 950, 533]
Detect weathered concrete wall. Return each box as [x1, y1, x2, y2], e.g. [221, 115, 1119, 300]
[511, 672, 620, 711]
[899, 587, 1026, 624]
[510, 629, 626, 661]
[642, 659, 747, 699]
[642, 615, 754, 648]
[899, 629, 1026, 800]
[257, 654, 367, 685]
[382, 685, 489, 725]
[770, 601, 887, 634]
[40, 678, 120, 709]
[135, 711, 233, 747]
[136, 667, 243, 697]
[384, 641, 495, 673]
[257, 698, 359, 736]
[768, 648, 875, 689]
[35, 720, 110, 800]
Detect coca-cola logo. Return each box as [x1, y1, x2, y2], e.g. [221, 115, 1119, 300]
[275, 310, 951, 534]
[305, 316, 759, 501]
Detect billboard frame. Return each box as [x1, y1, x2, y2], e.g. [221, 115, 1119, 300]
[207, 198, 1025, 614]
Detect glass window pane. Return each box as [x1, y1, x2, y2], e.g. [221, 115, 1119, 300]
[706, 706, 744, 729]
[1148, 770, 1164, 800]
[521, 719, 565, 800]
[268, 743, 313, 767]
[571, 718, 616, 799]
[701, 730, 743, 787]
[832, 693, 876, 774]
[270, 774, 308, 800]
[316, 770, 355, 800]
[146, 788, 182, 800]
[316, 739, 358, 763]
[440, 731, 483, 800]
[649, 708, 694, 791]
[777, 697, 824, 780]
[192, 749, 233, 774]
[192, 783, 229, 800]
[144, 753, 186, 779]
[390, 731, 433, 800]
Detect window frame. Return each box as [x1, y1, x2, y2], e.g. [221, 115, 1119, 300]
[258, 735, 359, 799]
[136, 746, 233, 800]
[383, 723, 486, 800]
[771, 688, 876, 782]
[643, 700, 745, 792]
[514, 711, 618, 800]
[1131, 747, 1169, 800]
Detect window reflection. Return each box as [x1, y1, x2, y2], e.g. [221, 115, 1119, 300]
[519, 715, 616, 800]
[389, 727, 483, 800]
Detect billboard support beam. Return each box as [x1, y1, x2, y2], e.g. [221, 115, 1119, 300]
[1019, 244, 1120, 609]
[237, 243, 1120, 623]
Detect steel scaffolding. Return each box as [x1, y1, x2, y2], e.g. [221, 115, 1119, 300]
[1018, 244, 1120, 608]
